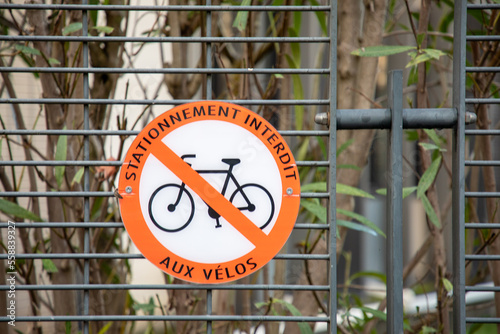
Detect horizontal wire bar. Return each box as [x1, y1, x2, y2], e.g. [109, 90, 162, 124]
[1, 35, 329, 43]
[465, 192, 500, 198]
[0, 4, 331, 12]
[465, 286, 500, 292]
[466, 129, 500, 135]
[465, 160, 500, 166]
[0, 191, 324, 198]
[466, 67, 500, 72]
[465, 223, 500, 229]
[465, 255, 500, 261]
[0, 222, 328, 229]
[0, 98, 329, 105]
[0, 129, 330, 136]
[0, 315, 329, 323]
[0, 67, 329, 75]
[0, 283, 329, 291]
[467, 35, 500, 41]
[0, 191, 114, 197]
[0, 253, 328, 260]
[467, 4, 500, 9]
[0, 160, 328, 167]
[465, 98, 500, 104]
[466, 317, 500, 324]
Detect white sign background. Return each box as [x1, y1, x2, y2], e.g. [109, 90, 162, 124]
[139, 120, 283, 263]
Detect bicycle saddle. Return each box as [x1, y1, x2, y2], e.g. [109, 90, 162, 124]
[221, 158, 241, 166]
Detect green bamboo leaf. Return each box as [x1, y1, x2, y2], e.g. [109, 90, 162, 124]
[351, 45, 416, 57]
[337, 219, 377, 236]
[421, 194, 441, 228]
[442, 277, 453, 293]
[272, 299, 314, 334]
[301, 200, 326, 223]
[97, 322, 113, 334]
[337, 183, 375, 199]
[55, 131, 68, 188]
[232, 0, 251, 32]
[419, 142, 446, 152]
[42, 258, 59, 273]
[71, 167, 85, 186]
[92, 26, 114, 34]
[338, 164, 361, 171]
[0, 198, 43, 221]
[337, 138, 354, 157]
[15, 44, 41, 56]
[376, 186, 417, 199]
[63, 22, 83, 35]
[417, 155, 442, 199]
[301, 182, 327, 192]
[349, 271, 387, 284]
[337, 208, 385, 238]
[423, 128, 444, 146]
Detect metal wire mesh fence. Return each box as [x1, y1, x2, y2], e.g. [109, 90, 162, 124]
[0, 2, 334, 334]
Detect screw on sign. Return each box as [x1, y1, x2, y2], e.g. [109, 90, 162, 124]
[118, 101, 300, 283]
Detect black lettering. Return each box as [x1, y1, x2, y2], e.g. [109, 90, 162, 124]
[225, 267, 235, 279]
[136, 142, 148, 152]
[143, 136, 152, 145]
[284, 165, 298, 180]
[185, 265, 194, 278]
[208, 105, 216, 116]
[279, 153, 291, 164]
[148, 128, 160, 140]
[172, 261, 184, 274]
[157, 118, 170, 132]
[203, 269, 213, 280]
[160, 257, 170, 268]
[219, 106, 229, 117]
[261, 125, 272, 136]
[132, 153, 143, 164]
[232, 108, 241, 119]
[250, 117, 262, 131]
[125, 172, 136, 181]
[244, 114, 251, 124]
[126, 160, 138, 169]
[194, 106, 206, 116]
[246, 258, 257, 270]
[169, 112, 182, 125]
[215, 265, 223, 280]
[235, 263, 246, 275]
[182, 108, 192, 119]
[267, 133, 278, 145]
[274, 142, 285, 155]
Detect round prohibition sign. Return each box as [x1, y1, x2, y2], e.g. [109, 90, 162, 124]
[118, 101, 300, 283]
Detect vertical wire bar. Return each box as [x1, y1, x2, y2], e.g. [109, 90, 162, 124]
[386, 70, 403, 334]
[452, 0, 466, 332]
[328, 1, 338, 332]
[82, 2, 91, 333]
[205, 2, 213, 333]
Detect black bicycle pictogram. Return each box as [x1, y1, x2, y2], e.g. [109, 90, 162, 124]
[148, 154, 275, 232]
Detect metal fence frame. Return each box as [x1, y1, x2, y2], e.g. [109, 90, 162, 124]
[0, 1, 499, 333]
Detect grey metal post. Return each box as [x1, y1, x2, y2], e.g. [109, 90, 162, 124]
[206, 2, 213, 333]
[328, 0, 338, 333]
[452, 0, 466, 332]
[387, 70, 403, 333]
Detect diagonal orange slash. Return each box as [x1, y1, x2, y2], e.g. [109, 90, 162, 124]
[149, 141, 268, 249]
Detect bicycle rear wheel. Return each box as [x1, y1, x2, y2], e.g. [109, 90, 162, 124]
[148, 184, 195, 232]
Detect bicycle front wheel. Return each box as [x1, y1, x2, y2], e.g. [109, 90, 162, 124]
[148, 184, 195, 232]
[229, 184, 275, 230]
